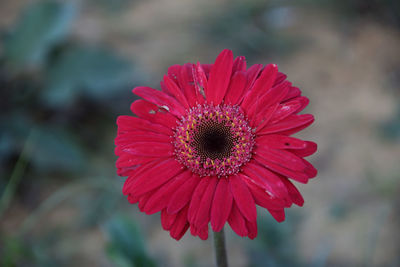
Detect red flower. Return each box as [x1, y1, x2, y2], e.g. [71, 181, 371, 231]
[115, 49, 317, 240]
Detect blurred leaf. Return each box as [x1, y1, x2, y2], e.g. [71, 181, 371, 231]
[3, 0, 76, 69]
[105, 215, 156, 267]
[380, 107, 400, 141]
[247, 212, 301, 267]
[42, 46, 133, 108]
[201, 0, 299, 58]
[30, 127, 86, 173]
[0, 234, 32, 266]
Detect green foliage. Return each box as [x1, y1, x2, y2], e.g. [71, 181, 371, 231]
[43, 46, 133, 108]
[201, 0, 299, 59]
[30, 127, 86, 172]
[3, 0, 76, 69]
[105, 215, 156, 267]
[247, 212, 302, 267]
[380, 107, 400, 141]
[0, 235, 32, 267]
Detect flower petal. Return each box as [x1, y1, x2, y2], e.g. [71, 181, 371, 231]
[211, 178, 233, 232]
[176, 64, 197, 107]
[268, 208, 286, 222]
[232, 56, 247, 73]
[256, 135, 307, 150]
[246, 220, 258, 239]
[163, 75, 190, 109]
[133, 86, 186, 117]
[192, 63, 207, 104]
[247, 81, 290, 125]
[128, 158, 183, 196]
[257, 114, 314, 135]
[228, 202, 248, 237]
[281, 177, 304, 206]
[115, 141, 173, 158]
[243, 178, 286, 209]
[161, 209, 177, 230]
[242, 162, 289, 201]
[188, 177, 210, 223]
[167, 174, 202, 214]
[289, 141, 317, 157]
[241, 64, 278, 112]
[254, 154, 309, 183]
[170, 206, 190, 240]
[255, 146, 307, 172]
[206, 49, 233, 105]
[229, 174, 257, 222]
[193, 177, 218, 228]
[224, 71, 247, 105]
[130, 100, 178, 129]
[143, 171, 191, 214]
[117, 115, 172, 136]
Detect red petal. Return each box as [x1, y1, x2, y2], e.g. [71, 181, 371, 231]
[241, 64, 278, 112]
[143, 171, 191, 214]
[242, 162, 289, 201]
[133, 86, 186, 117]
[122, 161, 160, 194]
[127, 193, 138, 204]
[255, 146, 307, 172]
[130, 100, 177, 129]
[228, 202, 248, 237]
[167, 174, 202, 214]
[170, 206, 190, 240]
[211, 178, 233, 232]
[254, 155, 309, 183]
[256, 135, 307, 150]
[244, 179, 286, 209]
[116, 154, 155, 168]
[116, 115, 172, 136]
[302, 158, 318, 178]
[192, 63, 207, 104]
[267, 208, 285, 222]
[246, 220, 258, 239]
[197, 225, 209, 240]
[178, 64, 197, 107]
[281, 178, 304, 206]
[188, 177, 210, 223]
[244, 64, 263, 92]
[163, 75, 190, 109]
[289, 141, 317, 157]
[229, 174, 257, 222]
[206, 49, 233, 105]
[224, 71, 247, 105]
[282, 86, 301, 101]
[232, 56, 247, 73]
[253, 103, 279, 131]
[247, 81, 290, 123]
[257, 114, 314, 135]
[115, 131, 171, 146]
[274, 72, 287, 86]
[115, 141, 173, 158]
[269, 99, 303, 124]
[194, 177, 218, 228]
[128, 159, 183, 196]
[161, 209, 177, 230]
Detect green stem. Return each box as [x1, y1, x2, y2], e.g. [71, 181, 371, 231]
[0, 130, 36, 218]
[213, 228, 228, 267]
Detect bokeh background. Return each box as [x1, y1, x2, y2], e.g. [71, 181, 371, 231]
[1, 0, 400, 266]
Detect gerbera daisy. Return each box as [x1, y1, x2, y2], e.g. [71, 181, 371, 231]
[115, 49, 317, 241]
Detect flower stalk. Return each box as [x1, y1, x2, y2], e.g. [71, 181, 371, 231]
[213, 228, 228, 267]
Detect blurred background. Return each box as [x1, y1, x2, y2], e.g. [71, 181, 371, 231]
[1, 0, 400, 266]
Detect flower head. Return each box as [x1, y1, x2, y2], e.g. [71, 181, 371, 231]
[115, 49, 317, 240]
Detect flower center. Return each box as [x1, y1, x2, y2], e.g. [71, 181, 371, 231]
[173, 104, 255, 177]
